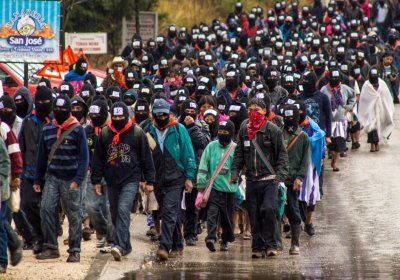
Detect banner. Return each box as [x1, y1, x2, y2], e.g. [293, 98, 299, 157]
[0, 0, 60, 62]
[65, 33, 107, 54]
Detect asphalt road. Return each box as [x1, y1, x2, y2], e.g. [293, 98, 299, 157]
[125, 107, 400, 280]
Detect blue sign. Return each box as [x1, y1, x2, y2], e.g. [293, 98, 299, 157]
[0, 0, 60, 62]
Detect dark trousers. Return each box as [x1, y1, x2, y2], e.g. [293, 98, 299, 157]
[21, 178, 42, 244]
[155, 187, 183, 252]
[206, 189, 235, 243]
[284, 186, 302, 225]
[246, 180, 278, 251]
[184, 188, 199, 240]
[6, 207, 35, 246]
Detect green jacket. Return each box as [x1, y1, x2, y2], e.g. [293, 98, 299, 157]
[148, 123, 197, 187]
[0, 137, 10, 201]
[283, 128, 310, 186]
[197, 140, 238, 193]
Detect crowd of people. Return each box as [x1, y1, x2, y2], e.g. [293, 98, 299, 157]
[0, 0, 398, 272]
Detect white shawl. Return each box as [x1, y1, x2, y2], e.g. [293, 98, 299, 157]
[358, 79, 395, 142]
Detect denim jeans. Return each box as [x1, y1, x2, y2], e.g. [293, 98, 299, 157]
[80, 175, 89, 222]
[246, 180, 278, 251]
[146, 213, 155, 227]
[40, 175, 82, 253]
[6, 207, 34, 246]
[284, 186, 302, 226]
[0, 201, 8, 268]
[155, 187, 183, 252]
[107, 182, 138, 255]
[86, 177, 114, 243]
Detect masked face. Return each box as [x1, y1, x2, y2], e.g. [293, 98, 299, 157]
[182, 108, 197, 121]
[35, 99, 52, 120]
[154, 114, 169, 128]
[218, 130, 232, 146]
[124, 96, 135, 106]
[369, 75, 379, 84]
[205, 115, 218, 137]
[197, 40, 206, 49]
[265, 78, 278, 90]
[329, 77, 340, 87]
[54, 108, 70, 124]
[160, 67, 169, 79]
[15, 99, 29, 118]
[284, 83, 295, 95]
[226, 78, 238, 92]
[185, 83, 196, 94]
[112, 116, 128, 131]
[135, 112, 149, 124]
[0, 108, 16, 126]
[91, 113, 107, 127]
[71, 105, 85, 122]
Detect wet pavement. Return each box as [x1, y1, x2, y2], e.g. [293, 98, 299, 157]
[123, 108, 400, 280]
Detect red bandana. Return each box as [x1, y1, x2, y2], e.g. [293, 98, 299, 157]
[53, 116, 79, 138]
[91, 120, 110, 136]
[300, 117, 310, 127]
[266, 111, 276, 122]
[108, 119, 133, 145]
[248, 111, 266, 140]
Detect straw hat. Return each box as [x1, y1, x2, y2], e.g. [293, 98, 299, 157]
[107, 56, 128, 69]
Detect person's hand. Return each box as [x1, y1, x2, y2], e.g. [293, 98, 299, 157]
[229, 177, 238, 184]
[184, 116, 195, 126]
[390, 74, 397, 82]
[70, 181, 79, 190]
[33, 184, 41, 193]
[293, 178, 302, 191]
[94, 184, 102, 196]
[325, 137, 332, 145]
[139, 181, 146, 192]
[185, 179, 193, 193]
[145, 183, 154, 194]
[10, 177, 21, 191]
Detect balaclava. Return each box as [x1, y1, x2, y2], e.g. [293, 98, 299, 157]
[0, 95, 17, 126]
[89, 100, 109, 127]
[80, 83, 95, 103]
[35, 86, 53, 120]
[111, 102, 129, 131]
[60, 82, 75, 99]
[180, 99, 198, 122]
[53, 95, 71, 125]
[302, 71, 318, 96]
[218, 120, 235, 147]
[283, 104, 300, 134]
[134, 99, 150, 124]
[106, 86, 122, 104]
[203, 108, 219, 139]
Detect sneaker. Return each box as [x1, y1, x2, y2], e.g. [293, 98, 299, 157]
[186, 237, 196, 246]
[205, 239, 216, 252]
[110, 247, 122, 261]
[150, 235, 161, 242]
[220, 242, 228, 252]
[96, 236, 106, 248]
[82, 227, 92, 241]
[289, 245, 300, 255]
[36, 248, 60, 260]
[146, 226, 157, 237]
[10, 246, 23, 266]
[66, 252, 80, 263]
[340, 152, 347, 158]
[197, 223, 203, 235]
[156, 249, 169, 261]
[266, 249, 278, 257]
[251, 250, 264, 258]
[33, 242, 42, 255]
[168, 249, 183, 258]
[99, 244, 113, 254]
[304, 223, 315, 236]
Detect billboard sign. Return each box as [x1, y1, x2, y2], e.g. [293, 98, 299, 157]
[0, 0, 60, 62]
[122, 12, 158, 49]
[65, 32, 107, 54]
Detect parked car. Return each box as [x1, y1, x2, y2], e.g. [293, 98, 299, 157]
[0, 63, 105, 96]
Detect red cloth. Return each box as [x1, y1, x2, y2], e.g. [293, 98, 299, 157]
[248, 111, 266, 140]
[266, 111, 276, 122]
[90, 120, 110, 136]
[53, 116, 79, 139]
[300, 117, 310, 127]
[0, 122, 23, 177]
[153, 119, 178, 131]
[108, 119, 133, 145]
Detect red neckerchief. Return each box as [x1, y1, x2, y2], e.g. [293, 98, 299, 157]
[300, 118, 310, 127]
[153, 119, 178, 131]
[326, 83, 341, 93]
[229, 88, 238, 101]
[266, 111, 276, 122]
[53, 116, 79, 138]
[248, 111, 266, 140]
[90, 120, 110, 136]
[32, 109, 50, 123]
[108, 119, 133, 145]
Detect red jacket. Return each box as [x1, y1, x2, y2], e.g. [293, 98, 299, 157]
[0, 122, 23, 177]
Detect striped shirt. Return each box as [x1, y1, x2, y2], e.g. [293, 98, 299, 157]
[0, 122, 22, 177]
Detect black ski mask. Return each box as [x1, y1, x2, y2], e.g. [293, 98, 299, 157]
[111, 102, 129, 131]
[53, 95, 72, 125]
[89, 100, 108, 127]
[218, 120, 235, 147]
[203, 108, 219, 139]
[283, 104, 300, 134]
[180, 99, 198, 123]
[134, 99, 150, 124]
[35, 86, 53, 120]
[0, 95, 16, 126]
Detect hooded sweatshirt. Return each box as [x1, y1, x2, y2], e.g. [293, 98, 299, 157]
[14, 86, 34, 117]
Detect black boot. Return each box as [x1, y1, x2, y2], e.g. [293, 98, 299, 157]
[289, 224, 301, 255]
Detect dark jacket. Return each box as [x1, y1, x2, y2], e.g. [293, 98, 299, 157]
[231, 120, 289, 182]
[14, 87, 34, 116]
[91, 124, 155, 188]
[180, 119, 210, 168]
[146, 123, 196, 189]
[217, 87, 247, 108]
[19, 114, 49, 181]
[283, 128, 310, 186]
